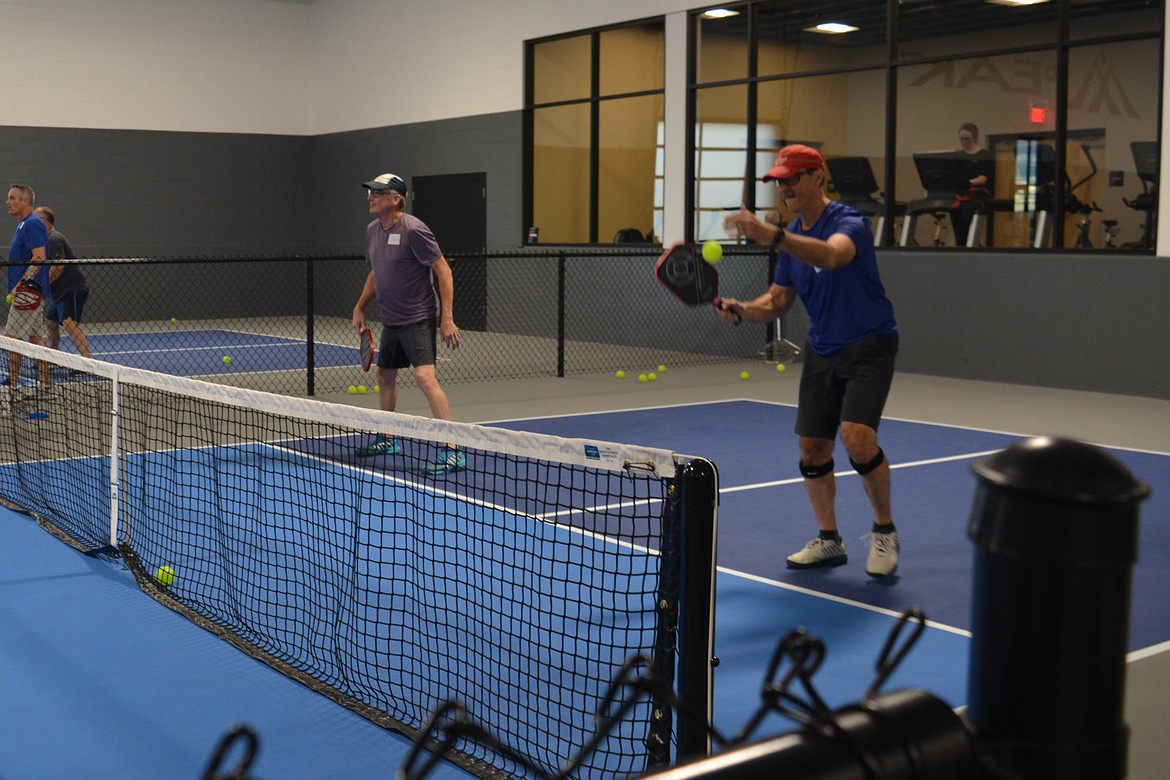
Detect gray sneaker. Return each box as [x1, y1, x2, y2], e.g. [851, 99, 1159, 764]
[866, 531, 900, 577]
[786, 536, 848, 569]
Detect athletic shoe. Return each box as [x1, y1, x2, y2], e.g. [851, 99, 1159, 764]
[866, 531, 900, 578]
[424, 447, 467, 475]
[786, 536, 848, 569]
[354, 435, 402, 457]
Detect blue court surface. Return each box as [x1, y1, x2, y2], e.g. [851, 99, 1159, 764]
[2, 399, 1168, 778]
[488, 400, 1170, 734]
[75, 328, 353, 375]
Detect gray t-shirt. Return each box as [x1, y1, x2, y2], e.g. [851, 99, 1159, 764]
[365, 213, 443, 326]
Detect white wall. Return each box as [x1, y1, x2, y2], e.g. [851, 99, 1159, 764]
[305, 0, 694, 134]
[0, 0, 312, 134]
[0, 0, 697, 135]
[4, 0, 1168, 248]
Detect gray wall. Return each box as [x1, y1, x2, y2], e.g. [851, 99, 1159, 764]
[880, 250, 1170, 399]
[308, 112, 523, 253]
[0, 126, 311, 257]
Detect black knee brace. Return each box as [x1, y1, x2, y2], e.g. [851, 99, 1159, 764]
[799, 458, 835, 479]
[849, 448, 885, 476]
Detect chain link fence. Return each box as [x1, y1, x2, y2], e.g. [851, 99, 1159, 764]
[5, 247, 804, 397]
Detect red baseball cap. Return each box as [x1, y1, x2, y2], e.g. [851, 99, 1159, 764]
[762, 144, 824, 182]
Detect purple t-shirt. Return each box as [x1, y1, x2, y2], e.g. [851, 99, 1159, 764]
[365, 213, 444, 326]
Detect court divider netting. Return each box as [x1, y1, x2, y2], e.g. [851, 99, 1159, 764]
[0, 335, 717, 779]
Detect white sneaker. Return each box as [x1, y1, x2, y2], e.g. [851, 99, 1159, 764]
[786, 536, 848, 569]
[866, 530, 900, 577]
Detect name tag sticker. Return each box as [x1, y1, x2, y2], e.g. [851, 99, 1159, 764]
[387, 233, 401, 246]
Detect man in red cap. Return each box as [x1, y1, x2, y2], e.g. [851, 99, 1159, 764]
[720, 145, 901, 577]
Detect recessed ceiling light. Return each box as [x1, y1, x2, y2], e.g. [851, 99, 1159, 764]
[986, 0, 1050, 6]
[701, 8, 740, 19]
[807, 22, 859, 34]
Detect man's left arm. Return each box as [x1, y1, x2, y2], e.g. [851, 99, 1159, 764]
[432, 256, 460, 349]
[20, 246, 46, 284]
[779, 230, 857, 272]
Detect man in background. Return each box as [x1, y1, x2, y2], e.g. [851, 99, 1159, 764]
[5, 184, 52, 391]
[352, 173, 464, 475]
[35, 206, 92, 359]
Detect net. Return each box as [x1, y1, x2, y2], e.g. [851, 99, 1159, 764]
[0, 335, 716, 779]
[3, 250, 773, 398]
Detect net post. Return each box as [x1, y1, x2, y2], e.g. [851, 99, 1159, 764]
[676, 456, 718, 762]
[305, 258, 316, 396]
[556, 252, 566, 377]
[107, 368, 121, 549]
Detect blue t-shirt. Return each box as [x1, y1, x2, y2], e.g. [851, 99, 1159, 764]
[773, 200, 897, 355]
[8, 212, 51, 294]
[365, 213, 444, 326]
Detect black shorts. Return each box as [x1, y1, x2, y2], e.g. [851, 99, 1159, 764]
[795, 335, 899, 439]
[377, 319, 437, 370]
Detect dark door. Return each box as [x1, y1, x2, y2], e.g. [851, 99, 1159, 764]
[411, 173, 487, 330]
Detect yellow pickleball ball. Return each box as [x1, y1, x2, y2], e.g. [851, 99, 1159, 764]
[657, 364, 667, 373]
[702, 240, 723, 264]
[6, 294, 12, 304]
[648, 372, 657, 382]
[170, 317, 177, 324]
[357, 385, 367, 394]
[740, 371, 750, 380]
[373, 384, 380, 392]
[155, 565, 175, 587]
[347, 385, 357, 394]
[638, 374, 648, 383]
[616, 370, 626, 379]
[776, 363, 787, 373]
[222, 355, 232, 365]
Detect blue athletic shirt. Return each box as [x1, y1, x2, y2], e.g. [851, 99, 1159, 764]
[773, 200, 897, 355]
[7, 212, 51, 295]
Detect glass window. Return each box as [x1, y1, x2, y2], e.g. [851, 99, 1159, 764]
[896, 51, 1058, 248]
[696, 7, 750, 83]
[532, 104, 591, 244]
[1070, 0, 1163, 41]
[527, 21, 665, 244]
[694, 85, 749, 240]
[532, 35, 591, 105]
[599, 94, 664, 242]
[756, 0, 888, 76]
[1066, 39, 1160, 249]
[897, 0, 1058, 60]
[681, 1, 1164, 251]
[600, 24, 664, 94]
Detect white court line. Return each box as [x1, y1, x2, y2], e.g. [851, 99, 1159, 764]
[1128, 639, 1170, 663]
[720, 448, 1005, 493]
[718, 565, 973, 638]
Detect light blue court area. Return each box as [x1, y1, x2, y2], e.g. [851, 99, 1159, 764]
[1, 437, 671, 779]
[57, 328, 354, 375]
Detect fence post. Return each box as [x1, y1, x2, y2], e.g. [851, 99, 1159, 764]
[305, 258, 315, 396]
[557, 252, 566, 378]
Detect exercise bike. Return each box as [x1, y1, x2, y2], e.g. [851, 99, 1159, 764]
[1066, 143, 1103, 249]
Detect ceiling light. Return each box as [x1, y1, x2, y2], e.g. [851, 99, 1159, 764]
[986, 0, 1050, 6]
[701, 8, 740, 19]
[807, 22, 859, 34]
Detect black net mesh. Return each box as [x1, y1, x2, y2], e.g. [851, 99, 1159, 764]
[0, 336, 705, 779]
[4, 247, 779, 397]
